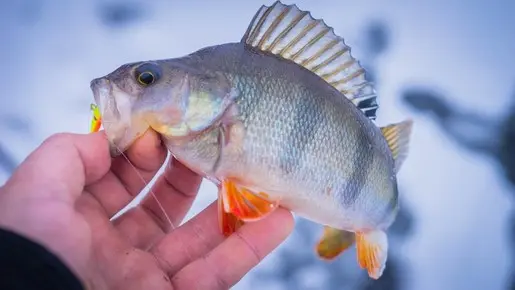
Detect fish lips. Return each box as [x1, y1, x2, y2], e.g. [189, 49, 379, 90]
[90, 77, 148, 157]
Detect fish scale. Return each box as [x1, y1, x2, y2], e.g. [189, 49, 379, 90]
[217, 47, 379, 219]
[89, 1, 413, 280]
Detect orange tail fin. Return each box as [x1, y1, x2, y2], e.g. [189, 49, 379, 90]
[356, 230, 388, 279]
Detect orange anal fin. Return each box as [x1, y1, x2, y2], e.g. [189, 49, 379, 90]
[221, 179, 279, 222]
[316, 226, 355, 260]
[356, 230, 388, 280]
[217, 191, 244, 236]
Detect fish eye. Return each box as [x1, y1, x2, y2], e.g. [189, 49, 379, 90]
[134, 62, 161, 87]
[137, 71, 155, 86]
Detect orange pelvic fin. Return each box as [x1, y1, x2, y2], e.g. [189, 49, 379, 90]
[218, 190, 244, 236]
[356, 230, 388, 280]
[220, 179, 279, 222]
[316, 226, 355, 260]
[90, 103, 102, 133]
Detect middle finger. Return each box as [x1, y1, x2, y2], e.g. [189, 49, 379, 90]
[111, 130, 167, 197]
[139, 157, 202, 230]
[87, 130, 166, 219]
[112, 157, 202, 249]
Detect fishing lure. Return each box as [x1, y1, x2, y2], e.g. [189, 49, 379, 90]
[90, 103, 102, 133]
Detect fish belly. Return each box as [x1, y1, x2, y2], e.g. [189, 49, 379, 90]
[218, 151, 397, 232]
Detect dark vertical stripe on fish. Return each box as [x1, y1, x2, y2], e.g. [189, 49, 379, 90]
[279, 88, 320, 175]
[342, 121, 373, 206]
[389, 182, 399, 212]
[381, 178, 399, 222]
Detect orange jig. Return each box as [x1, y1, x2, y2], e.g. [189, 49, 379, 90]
[90, 103, 102, 133]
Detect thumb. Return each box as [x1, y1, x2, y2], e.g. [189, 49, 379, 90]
[3, 132, 111, 204]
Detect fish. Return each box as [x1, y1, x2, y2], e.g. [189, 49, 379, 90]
[89, 1, 414, 280]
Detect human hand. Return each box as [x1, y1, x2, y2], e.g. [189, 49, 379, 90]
[0, 130, 294, 290]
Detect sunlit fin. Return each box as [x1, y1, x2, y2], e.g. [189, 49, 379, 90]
[356, 230, 388, 280]
[90, 103, 102, 133]
[220, 179, 279, 222]
[241, 1, 379, 120]
[218, 189, 244, 236]
[316, 226, 355, 260]
[380, 119, 414, 173]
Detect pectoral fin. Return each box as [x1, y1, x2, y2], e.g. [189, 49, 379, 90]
[356, 230, 388, 280]
[218, 190, 244, 236]
[316, 226, 355, 260]
[220, 179, 279, 222]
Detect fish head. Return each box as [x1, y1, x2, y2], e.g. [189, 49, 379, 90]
[90, 60, 236, 156]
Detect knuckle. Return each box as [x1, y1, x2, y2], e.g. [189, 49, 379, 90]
[43, 132, 75, 147]
[190, 223, 208, 248]
[234, 231, 263, 264]
[202, 255, 230, 290]
[213, 272, 231, 290]
[150, 249, 174, 278]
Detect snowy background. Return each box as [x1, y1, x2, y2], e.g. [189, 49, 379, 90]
[1, 0, 515, 289]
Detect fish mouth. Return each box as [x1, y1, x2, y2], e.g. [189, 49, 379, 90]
[90, 77, 149, 157]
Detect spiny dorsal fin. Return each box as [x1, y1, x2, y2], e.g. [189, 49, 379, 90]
[380, 119, 414, 173]
[241, 1, 379, 120]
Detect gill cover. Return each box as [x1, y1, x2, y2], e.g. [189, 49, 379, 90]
[145, 69, 239, 139]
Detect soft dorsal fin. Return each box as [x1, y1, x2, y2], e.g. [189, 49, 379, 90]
[241, 1, 379, 120]
[380, 119, 414, 173]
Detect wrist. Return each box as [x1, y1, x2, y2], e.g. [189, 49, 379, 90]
[0, 227, 85, 289]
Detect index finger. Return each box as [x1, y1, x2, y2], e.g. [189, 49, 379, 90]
[3, 132, 111, 203]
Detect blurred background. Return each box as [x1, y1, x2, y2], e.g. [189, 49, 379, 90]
[1, 0, 515, 289]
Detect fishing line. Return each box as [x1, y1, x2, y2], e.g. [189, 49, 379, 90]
[115, 145, 199, 266]
[115, 145, 176, 231]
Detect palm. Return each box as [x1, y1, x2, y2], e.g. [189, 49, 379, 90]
[77, 188, 174, 290]
[0, 132, 293, 290]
